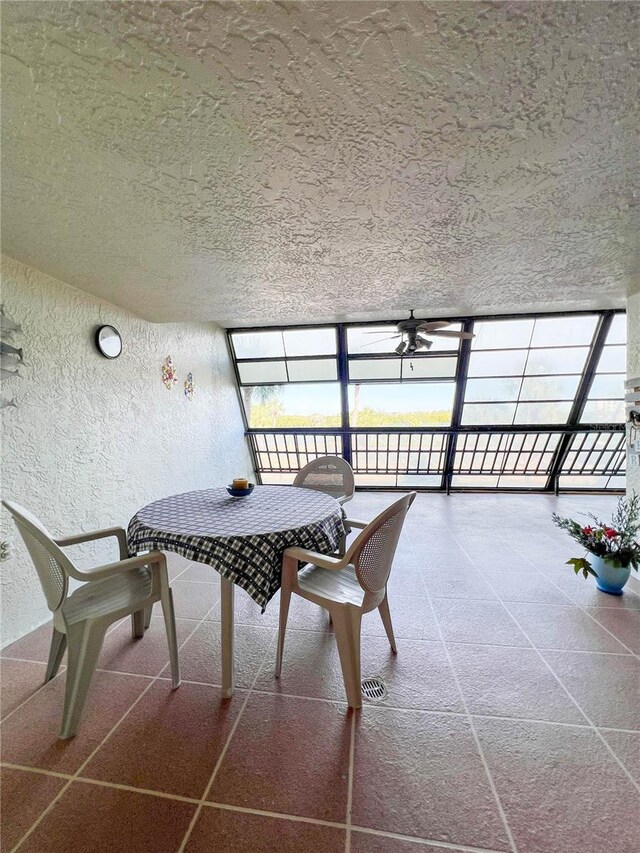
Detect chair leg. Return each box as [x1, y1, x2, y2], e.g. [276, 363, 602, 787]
[160, 588, 181, 689]
[275, 583, 292, 677]
[60, 621, 107, 739]
[378, 594, 397, 654]
[45, 628, 67, 682]
[131, 610, 145, 639]
[144, 604, 153, 630]
[332, 605, 362, 709]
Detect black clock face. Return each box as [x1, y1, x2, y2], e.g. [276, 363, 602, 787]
[95, 325, 122, 359]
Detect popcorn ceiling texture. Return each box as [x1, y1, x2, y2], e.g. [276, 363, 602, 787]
[0, 256, 252, 646]
[1, 1, 638, 326]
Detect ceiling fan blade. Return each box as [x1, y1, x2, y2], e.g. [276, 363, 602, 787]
[395, 341, 407, 355]
[416, 321, 451, 332]
[360, 335, 401, 347]
[427, 330, 475, 339]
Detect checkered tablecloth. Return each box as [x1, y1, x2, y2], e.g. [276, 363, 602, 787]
[127, 485, 345, 610]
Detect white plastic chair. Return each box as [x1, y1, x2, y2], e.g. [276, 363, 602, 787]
[276, 492, 416, 708]
[2, 500, 180, 738]
[293, 456, 355, 505]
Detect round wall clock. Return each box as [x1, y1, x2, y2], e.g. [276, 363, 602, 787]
[95, 325, 123, 359]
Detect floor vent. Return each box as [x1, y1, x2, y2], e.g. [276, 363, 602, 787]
[361, 675, 388, 702]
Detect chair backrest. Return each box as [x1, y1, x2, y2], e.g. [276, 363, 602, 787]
[293, 456, 355, 503]
[347, 492, 416, 594]
[2, 500, 74, 612]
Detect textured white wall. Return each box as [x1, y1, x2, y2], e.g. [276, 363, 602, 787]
[627, 292, 640, 498]
[0, 256, 252, 646]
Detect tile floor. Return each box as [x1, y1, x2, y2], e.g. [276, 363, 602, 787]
[1, 492, 639, 852]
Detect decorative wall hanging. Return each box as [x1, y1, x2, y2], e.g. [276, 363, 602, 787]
[162, 355, 177, 389]
[184, 372, 195, 400]
[1, 304, 23, 410]
[95, 325, 123, 359]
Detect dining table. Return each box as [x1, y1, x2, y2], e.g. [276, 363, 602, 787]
[127, 484, 345, 697]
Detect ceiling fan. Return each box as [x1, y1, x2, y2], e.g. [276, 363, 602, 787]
[363, 311, 475, 356]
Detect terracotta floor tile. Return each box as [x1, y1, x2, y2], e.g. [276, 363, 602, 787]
[351, 707, 511, 850]
[361, 637, 463, 713]
[477, 571, 574, 605]
[209, 587, 332, 633]
[1, 659, 54, 719]
[362, 595, 440, 642]
[254, 629, 347, 701]
[0, 767, 67, 851]
[186, 806, 346, 852]
[506, 602, 629, 652]
[586, 607, 640, 653]
[176, 620, 275, 688]
[82, 681, 243, 798]
[599, 729, 640, 782]
[432, 599, 531, 647]
[448, 643, 584, 724]
[386, 563, 427, 596]
[550, 578, 640, 609]
[2, 621, 59, 663]
[350, 833, 463, 853]
[171, 581, 219, 620]
[18, 780, 195, 853]
[98, 616, 197, 677]
[422, 568, 498, 601]
[475, 717, 639, 853]
[0, 671, 150, 774]
[165, 551, 194, 580]
[208, 693, 350, 822]
[541, 650, 640, 730]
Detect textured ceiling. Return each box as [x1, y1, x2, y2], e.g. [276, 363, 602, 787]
[2, 1, 639, 326]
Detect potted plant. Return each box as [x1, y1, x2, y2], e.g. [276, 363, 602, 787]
[552, 493, 640, 595]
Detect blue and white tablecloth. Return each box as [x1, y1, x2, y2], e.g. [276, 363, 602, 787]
[127, 485, 345, 610]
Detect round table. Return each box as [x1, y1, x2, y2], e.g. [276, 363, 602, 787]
[128, 485, 345, 696]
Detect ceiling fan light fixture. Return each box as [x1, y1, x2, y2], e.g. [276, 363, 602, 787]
[395, 341, 407, 355]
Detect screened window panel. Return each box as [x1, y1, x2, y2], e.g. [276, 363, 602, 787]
[595, 346, 626, 373]
[529, 316, 597, 348]
[580, 400, 625, 423]
[497, 475, 549, 488]
[400, 356, 457, 378]
[606, 314, 627, 345]
[347, 326, 398, 353]
[514, 401, 573, 424]
[472, 319, 534, 350]
[588, 374, 625, 399]
[349, 359, 401, 380]
[244, 383, 341, 428]
[286, 358, 338, 381]
[464, 378, 522, 402]
[283, 328, 336, 356]
[524, 347, 589, 375]
[348, 383, 455, 427]
[398, 474, 443, 487]
[238, 360, 288, 384]
[232, 331, 285, 359]
[461, 403, 516, 425]
[519, 375, 580, 401]
[451, 475, 500, 488]
[468, 350, 528, 377]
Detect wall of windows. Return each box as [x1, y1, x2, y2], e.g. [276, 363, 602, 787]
[228, 310, 626, 492]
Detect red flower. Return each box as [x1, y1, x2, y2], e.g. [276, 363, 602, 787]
[581, 526, 594, 535]
[604, 527, 618, 539]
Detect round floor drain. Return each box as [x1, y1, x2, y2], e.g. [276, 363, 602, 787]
[361, 675, 388, 702]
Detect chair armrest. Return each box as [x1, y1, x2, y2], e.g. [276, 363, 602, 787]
[68, 550, 166, 582]
[56, 527, 128, 559]
[284, 546, 348, 572]
[337, 495, 354, 505]
[344, 518, 368, 529]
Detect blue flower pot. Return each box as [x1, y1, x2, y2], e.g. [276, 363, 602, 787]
[591, 555, 631, 596]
